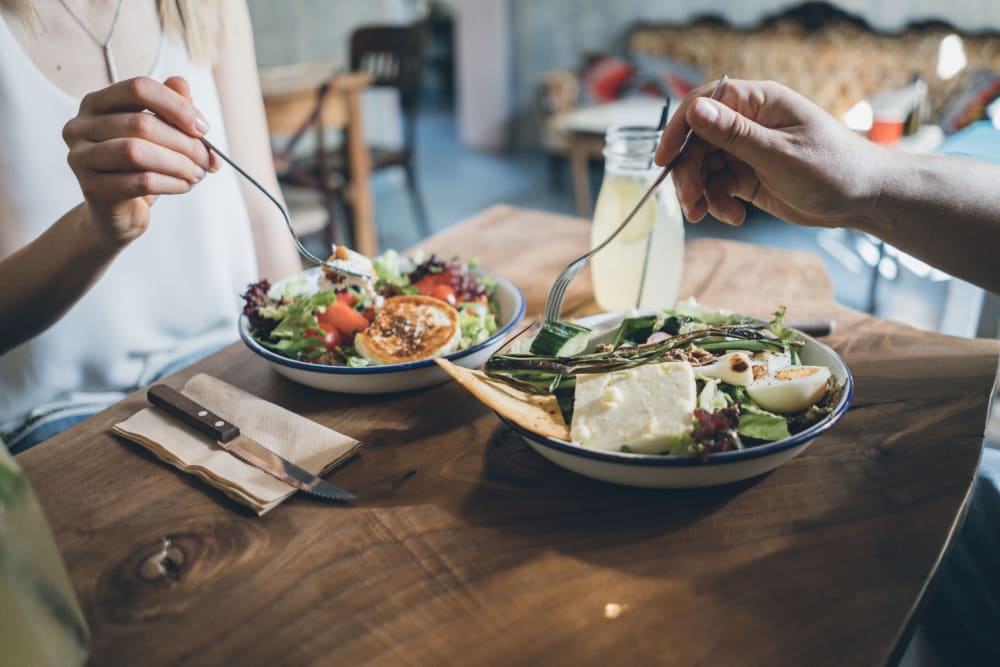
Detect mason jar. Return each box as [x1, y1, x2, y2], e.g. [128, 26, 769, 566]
[590, 125, 684, 312]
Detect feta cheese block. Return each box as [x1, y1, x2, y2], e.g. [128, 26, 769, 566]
[570, 361, 696, 454]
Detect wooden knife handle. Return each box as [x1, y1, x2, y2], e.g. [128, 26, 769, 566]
[147, 385, 240, 443]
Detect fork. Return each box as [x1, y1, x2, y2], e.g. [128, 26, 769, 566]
[541, 75, 729, 322]
[201, 137, 372, 280]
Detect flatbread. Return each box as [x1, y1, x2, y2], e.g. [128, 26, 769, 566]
[435, 358, 571, 441]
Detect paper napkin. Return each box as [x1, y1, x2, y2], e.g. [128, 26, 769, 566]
[112, 374, 360, 514]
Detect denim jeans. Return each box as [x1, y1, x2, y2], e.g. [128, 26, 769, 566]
[921, 446, 1000, 666]
[3, 342, 226, 454]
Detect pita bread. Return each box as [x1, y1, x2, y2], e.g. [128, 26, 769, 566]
[435, 358, 570, 441]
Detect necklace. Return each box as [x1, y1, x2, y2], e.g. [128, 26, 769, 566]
[57, 0, 126, 83]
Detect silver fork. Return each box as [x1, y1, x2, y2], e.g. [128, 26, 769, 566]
[201, 137, 372, 280]
[541, 75, 729, 322]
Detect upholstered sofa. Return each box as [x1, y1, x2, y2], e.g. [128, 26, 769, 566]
[537, 2, 1000, 158]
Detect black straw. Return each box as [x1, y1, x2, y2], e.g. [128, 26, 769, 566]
[656, 99, 671, 131]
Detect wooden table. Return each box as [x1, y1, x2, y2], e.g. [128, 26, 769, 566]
[260, 62, 378, 256]
[17, 206, 999, 666]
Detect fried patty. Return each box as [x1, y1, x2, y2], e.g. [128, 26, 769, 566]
[354, 295, 461, 364]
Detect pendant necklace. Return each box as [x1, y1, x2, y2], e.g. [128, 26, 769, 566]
[57, 0, 127, 83]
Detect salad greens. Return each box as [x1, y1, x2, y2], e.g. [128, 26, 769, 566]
[243, 251, 498, 366]
[485, 301, 842, 459]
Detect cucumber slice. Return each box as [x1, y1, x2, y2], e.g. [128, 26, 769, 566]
[612, 315, 659, 347]
[529, 321, 592, 356]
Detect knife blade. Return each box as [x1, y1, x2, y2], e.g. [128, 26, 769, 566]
[147, 384, 356, 501]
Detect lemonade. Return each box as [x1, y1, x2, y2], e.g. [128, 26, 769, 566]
[0, 448, 90, 666]
[590, 126, 684, 312]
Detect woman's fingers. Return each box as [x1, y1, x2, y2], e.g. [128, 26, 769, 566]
[162, 76, 219, 172]
[79, 76, 209, 138]
[81, 171, 194, 203]
[64, 112, 212, 170]
[70, 138, 206, 184]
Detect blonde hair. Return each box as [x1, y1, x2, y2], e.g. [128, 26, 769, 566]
[1, 0, 224, 65]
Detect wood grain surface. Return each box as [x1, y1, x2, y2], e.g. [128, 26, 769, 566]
[16, 205, 999, 667]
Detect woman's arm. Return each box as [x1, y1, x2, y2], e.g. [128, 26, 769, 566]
[0, 78, 214, 354]
[657, 78, 1000, 294]
[212, 0, 300, 281]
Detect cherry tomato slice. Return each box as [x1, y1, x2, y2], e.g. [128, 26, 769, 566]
[318, 301, 369, 337]
[413, 272, 453, 296]
[430, 283, 457, 305]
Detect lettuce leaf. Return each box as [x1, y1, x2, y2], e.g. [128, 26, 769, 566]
[737, 402, 791, 441]
[457, 302, 497, 348]
[257, 290, 338, 357]
[372, 249, 410, 288]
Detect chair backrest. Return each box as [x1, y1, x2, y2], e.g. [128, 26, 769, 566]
[350, 24, 428, 116]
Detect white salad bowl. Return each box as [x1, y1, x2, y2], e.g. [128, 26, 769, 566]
[498, 310, 854, 488]
[240, 268, 526, 393]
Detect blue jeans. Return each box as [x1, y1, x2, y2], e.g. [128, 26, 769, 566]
[922, 447, 1000, 666]
[3, 343, 226, 454]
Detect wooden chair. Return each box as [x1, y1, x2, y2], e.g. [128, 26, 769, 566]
[348, 24, 432, 239]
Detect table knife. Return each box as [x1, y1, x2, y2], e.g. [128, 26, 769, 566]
[147, 384, 356, 501]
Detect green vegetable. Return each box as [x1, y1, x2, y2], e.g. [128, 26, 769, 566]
[0, 457, 26, 505]
[371, 249, 409, 288]
[621, 431, 693, 455]
[698, 339, 788, 353]
[737, 402, 791, 441]
[529, 321, 592, 356]
[259, 290, 338, 358]
[612, 315, 658, 347]
[661, 314, 693, 335]
[672, 297, 752, 326]
[767, 306, 799, 347]
[268, 274, 310, 302]
[458, 303, 498, 348]
[697, 378, 732, 412]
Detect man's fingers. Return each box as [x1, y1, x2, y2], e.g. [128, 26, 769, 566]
[704, 174, 747, 226]
[654, 79, 725, 166]
[671, 136, 709, 213]
[79, 77, 209, 138]
[686, 96, 775, 169]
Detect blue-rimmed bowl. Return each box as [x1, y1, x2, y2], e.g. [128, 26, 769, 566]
[498, 310, 853, 488]
[240, 268, 526, 393]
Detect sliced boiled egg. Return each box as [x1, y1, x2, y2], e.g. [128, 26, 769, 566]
[697, 352, 754, 387]
[746, 365, 831, 414]
[750, 349, 792, 381]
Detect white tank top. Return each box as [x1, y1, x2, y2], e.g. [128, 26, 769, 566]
[0, 17, 259, 431]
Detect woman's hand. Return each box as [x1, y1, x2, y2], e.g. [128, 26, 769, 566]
[656, 78, 889, 229]
[62, 75, 218, 246]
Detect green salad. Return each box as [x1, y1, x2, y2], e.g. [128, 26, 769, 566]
[485, 299, 843, 458]
[243, 250, 499, 367]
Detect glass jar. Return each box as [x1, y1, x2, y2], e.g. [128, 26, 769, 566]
[0, 446, 90, 666]
[590, 125, 684, 312]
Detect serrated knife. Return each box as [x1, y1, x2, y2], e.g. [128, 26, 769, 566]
[147, 385, 356, 501]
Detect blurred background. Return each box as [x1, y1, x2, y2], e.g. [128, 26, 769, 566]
[245, 0, 1000, 342]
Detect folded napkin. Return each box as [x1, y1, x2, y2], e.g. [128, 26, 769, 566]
[112, 374, 361, 515]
